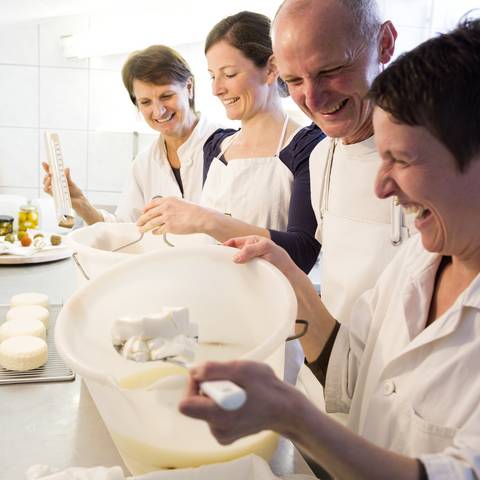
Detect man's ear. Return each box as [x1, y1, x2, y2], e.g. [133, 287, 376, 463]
[379, 20, 398, 65]
[265, 54, 280, 85]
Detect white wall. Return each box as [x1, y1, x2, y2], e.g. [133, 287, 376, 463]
[0, 0, 477, 208]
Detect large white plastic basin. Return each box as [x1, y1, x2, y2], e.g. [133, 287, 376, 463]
[55, 245, 296, 474]
[67, 222, 214, 285]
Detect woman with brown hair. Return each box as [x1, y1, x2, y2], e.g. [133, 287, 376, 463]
[43, 45, 218, 224]
[137, 12, 324, 273]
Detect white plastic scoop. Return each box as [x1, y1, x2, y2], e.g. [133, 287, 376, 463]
[147, 355, 247, 411]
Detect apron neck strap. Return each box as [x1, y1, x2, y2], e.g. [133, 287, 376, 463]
[218, 131, 240, 158]
[275, 115, 290, 157]
[219, 115, 290, 159]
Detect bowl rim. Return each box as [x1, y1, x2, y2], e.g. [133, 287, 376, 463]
[55, 244, 297, 385]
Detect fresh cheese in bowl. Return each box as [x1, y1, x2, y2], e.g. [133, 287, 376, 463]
[55, 245, 297, 473]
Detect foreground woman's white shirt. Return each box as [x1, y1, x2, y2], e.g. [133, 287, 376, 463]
[102, 114, 219, 223]
[325, 234, 480, 478]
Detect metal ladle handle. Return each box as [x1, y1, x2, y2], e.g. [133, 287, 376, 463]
[286, 319, 309, 342]
[72, 251, 90, 281]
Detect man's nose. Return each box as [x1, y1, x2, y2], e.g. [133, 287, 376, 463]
[303, 80, 322, 112]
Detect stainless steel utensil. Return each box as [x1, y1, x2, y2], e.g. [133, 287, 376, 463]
[112, 232, 145, 252]
[112, 232, 174, 252]
[111, 195, 174, 252]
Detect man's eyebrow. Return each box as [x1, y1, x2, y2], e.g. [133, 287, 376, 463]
[281, 62, 345, 81]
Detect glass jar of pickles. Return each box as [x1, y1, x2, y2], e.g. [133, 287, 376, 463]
[18, 201, 39, 231]
[0, 215, 14, 236]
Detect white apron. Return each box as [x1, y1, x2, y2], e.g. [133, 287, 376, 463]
[201, 117, 304, 384]
[317, 137, 412, 324]
[200, 116, 292, 231]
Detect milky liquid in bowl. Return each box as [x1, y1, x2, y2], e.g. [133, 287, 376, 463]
[113, 341, 279, 474]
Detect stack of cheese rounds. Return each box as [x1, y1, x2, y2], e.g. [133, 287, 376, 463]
[0, 293, 50, 371]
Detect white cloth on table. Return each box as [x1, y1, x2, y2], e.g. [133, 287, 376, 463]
[101, 115, 219, 223]
[26, 454, 317, 480]
[325, 234, 480, 479]
[26, 464, 124, 479]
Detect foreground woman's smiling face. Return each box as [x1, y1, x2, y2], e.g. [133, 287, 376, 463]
[373, 107, 480, 257]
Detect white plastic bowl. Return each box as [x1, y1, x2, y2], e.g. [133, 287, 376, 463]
[55, 244, 296, 474]
[67, 222, 214, 285]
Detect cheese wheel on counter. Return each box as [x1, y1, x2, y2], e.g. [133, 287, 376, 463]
[0, 336, 48, 371]
[10, 292, 49, 309]
[6, 305, 49, 328]
[0, 319, 46, 343]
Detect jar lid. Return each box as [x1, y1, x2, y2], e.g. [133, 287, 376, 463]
[0, 215, 14, 222]
[20, 200, 37, 212]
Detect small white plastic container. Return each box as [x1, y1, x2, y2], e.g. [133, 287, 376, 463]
[67, 222, 214, 285]
[55, 245, 296, 475]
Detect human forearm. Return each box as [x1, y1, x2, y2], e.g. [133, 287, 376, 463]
[227, 235, 337, 362]
[280, 388, 422, 480]
[287, 266, 337, 362]
[72, 196, 104, 225]
[269, 229, 320, 273]
[202, 209, 270, 242]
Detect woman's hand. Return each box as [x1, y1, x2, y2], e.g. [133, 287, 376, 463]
[137, 197, 209, 235]
[42, 162, 103, 224]
[42, 162, 85, 203]
[179, 360, 294, 444]
[181, 360, 422, 480]
[225, 236, 300, 281]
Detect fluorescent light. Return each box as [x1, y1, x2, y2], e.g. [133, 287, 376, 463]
[61, 27, 203, 59]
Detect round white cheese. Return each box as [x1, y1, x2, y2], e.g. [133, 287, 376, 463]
[6, 305, 49, 328]
[0, 319, 46, 343]
[0, 336, 48, 371]
[10, 292, 49, 309]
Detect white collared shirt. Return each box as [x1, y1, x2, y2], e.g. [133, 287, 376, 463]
[325, 235, 480, 478]
[102, 114, 219, 222]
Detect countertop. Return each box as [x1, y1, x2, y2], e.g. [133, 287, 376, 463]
[0, 258, 316, 479]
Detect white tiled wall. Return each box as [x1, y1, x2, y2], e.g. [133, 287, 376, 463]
[0, 15, 157, 208]
[0, 23, 38, 65]
[0, 0, 476, 210]
[0, 65, 39, 127]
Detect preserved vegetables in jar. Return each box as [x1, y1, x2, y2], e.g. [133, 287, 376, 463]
[0, 215, 14, 236]
[18, 201, 38, 231]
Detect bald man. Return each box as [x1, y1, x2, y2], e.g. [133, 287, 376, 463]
[272, 0, 413, 370]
